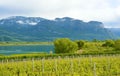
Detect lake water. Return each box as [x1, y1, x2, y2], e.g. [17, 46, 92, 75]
[0, 45, 54, 55]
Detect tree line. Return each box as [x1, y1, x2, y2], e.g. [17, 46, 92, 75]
[54, 38, 120, 53]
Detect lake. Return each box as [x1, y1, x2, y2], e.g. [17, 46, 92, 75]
[0, 45, 54, 55]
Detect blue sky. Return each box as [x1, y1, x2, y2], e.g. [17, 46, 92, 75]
[0, 0, 120, 28]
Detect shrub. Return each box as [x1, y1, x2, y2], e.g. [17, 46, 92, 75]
[54, 38, 78, 53]
[102, 40, 114, 47]
[75, 40, 85, 50]
[114, 40, 120, 50]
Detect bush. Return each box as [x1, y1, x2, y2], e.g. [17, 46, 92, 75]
[54, 38, 78, 53]
[75, 40, 85, 50]
[102, 40, 114, 47]
[114, 40, 120, 50]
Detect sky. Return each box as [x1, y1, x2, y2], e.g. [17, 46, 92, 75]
[0, 0, 120, 28]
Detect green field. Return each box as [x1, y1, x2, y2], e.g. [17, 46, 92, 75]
[0, 42, 53, 46]
[0, 55, 120, 76]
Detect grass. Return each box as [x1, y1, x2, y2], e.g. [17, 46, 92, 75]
[82, 41, 117, 54]
[0, 42, 53, 46]
[0, 55, 120, 76]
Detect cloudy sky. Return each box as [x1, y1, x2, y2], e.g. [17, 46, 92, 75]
[0, 0, 120, 27]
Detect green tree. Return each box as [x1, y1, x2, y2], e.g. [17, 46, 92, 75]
[102, 40, 114, 47]
[114, 40, 120, 50]
[54, 38, 78, 53]
[75, 40, 85, 50]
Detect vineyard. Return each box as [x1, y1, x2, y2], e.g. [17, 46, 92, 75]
[0, 55, 120, 76]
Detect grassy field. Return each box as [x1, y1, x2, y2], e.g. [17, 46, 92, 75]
[0, 42, 53, 46]
[0, 55, 120, 76]
[82, 41, 115, 54]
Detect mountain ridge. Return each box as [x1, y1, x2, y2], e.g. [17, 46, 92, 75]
[0, 16, 116, 41]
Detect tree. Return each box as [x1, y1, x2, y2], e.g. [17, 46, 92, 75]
[102, 40, 114, 47]
[114, 40, 120, 50]
[75, 40, 85, 50]
[54, 38, 78, 53]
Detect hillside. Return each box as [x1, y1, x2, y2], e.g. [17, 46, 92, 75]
[0, 16, 115, 41]
[108, 28, 120, 38]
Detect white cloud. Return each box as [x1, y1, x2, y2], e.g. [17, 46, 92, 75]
[0, 0, 120, 23]
[116, 6, 120, 16]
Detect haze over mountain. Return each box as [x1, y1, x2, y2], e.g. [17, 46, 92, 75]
[0, 16, 116, 41]
[108, 28, 120, 38]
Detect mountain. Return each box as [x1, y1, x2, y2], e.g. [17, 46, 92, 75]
[0, 16, 115, 41]
[108, 28, 120, 38]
